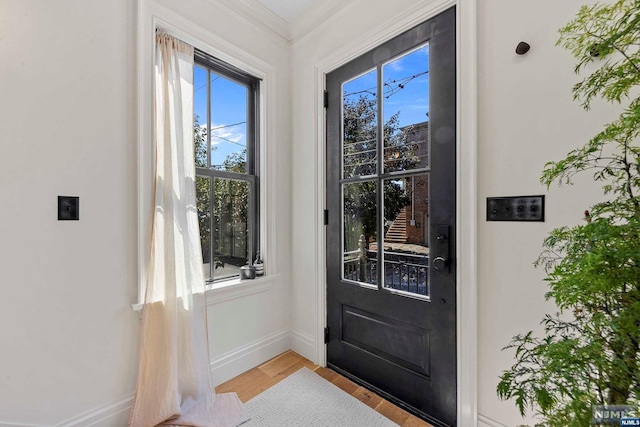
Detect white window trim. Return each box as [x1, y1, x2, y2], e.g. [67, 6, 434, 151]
[136, 0, 277, 306]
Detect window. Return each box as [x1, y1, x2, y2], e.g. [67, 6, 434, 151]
[193, 49, 260, 283]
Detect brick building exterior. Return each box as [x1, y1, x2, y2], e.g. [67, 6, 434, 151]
[385, 121, 429, 247]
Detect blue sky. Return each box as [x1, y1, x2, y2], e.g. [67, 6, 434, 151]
[194, 43, 428, 167]
[194, 65, 248, 169]
[343, 43, 429, 128]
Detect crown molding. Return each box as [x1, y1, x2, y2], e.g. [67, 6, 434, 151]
[204, 0, 291, 44]
[289, 0, 351, 44]
[203, 0, 352, 45]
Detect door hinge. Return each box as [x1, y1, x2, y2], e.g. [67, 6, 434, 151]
[324, 209, 329, 225]
[323, 90, 329, 109]
[324, 327, 330, 344]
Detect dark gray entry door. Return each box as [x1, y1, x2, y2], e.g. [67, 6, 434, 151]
[325, 8, 456, 426]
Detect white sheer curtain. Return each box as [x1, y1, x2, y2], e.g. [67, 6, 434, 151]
[129, 31, 249, 427]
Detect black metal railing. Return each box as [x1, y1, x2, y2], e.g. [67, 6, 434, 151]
[382, 252, 428, 296]
[343, 250, 377, 284]
[343, 239, 428, 296]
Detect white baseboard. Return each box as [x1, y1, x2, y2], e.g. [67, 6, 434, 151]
[0, 423, 46, 427]
[24, 328, 292, 427]
[78, 410, 130, 427]
[55, 395, 133, 427]
[210, 327, 291, 386]
[478, 414, 510, 427]
[290, 328, 315, 362]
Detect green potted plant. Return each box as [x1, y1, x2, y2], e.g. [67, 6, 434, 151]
[496, 1, 640, 426]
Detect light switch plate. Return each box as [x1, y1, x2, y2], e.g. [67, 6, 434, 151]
[486, 195, 544, 222]
[58, 196, 79, 220]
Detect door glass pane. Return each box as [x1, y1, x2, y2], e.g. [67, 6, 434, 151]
[196, 175, 212, 281]
[213, 178, 250, 281]
[210, 72, 248, 173]
[382, 175, 429, 297]
[343, 69, 377, 179]
[343, 181, 378, 286]
[382, 44, 430, 173]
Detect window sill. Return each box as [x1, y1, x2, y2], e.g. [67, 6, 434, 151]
[132, 274, 278, 312]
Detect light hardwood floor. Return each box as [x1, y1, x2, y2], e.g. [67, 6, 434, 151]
[215, 350, 433, 427]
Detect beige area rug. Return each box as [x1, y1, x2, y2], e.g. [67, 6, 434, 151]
[242, 368, 398, 426]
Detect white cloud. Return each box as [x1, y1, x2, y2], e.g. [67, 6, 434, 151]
[201, 123, 246, 147]
[387, 59, 404, 72]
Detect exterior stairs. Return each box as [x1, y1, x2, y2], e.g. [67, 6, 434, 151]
[385, 207, 408, 243]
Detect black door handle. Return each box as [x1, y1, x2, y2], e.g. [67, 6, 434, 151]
[433, 256, 449, 270]
[433, 225, 450, 273]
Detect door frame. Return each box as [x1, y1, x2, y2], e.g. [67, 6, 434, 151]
[312, 0, 478, 425]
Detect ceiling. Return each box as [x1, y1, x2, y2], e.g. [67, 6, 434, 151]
[257, 0, 317, 22]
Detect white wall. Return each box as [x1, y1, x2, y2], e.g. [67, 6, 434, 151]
[476, 1, 618, 425]
[0, 1, 138, 425]
[0, 0, 619, 425]
[0, 0, 291, 425]
[290, 0, 617, 426]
